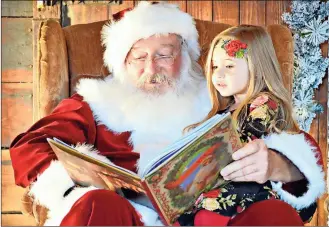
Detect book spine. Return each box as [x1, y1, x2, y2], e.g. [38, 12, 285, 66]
[141, 180, 170, 226]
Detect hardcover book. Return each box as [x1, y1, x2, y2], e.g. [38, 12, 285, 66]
[47, 112, 243, 225]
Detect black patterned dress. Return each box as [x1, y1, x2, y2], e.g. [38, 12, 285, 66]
[177, 93, 316, 225]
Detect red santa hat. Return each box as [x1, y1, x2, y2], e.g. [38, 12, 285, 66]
[101, 1, 200, 80]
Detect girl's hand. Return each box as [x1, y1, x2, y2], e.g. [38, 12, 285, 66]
[220, 139, 275, 184]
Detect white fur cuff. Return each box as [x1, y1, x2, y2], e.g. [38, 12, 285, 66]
[28, 161, 98, 226]
[264, 132, 325, 210]
[29, 160, 75, 209]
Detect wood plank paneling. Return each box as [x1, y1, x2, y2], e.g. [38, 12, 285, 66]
[33, 1, 61, 20]
[1, 1, 33, 17]
[187, 1, 212, 21]
[2, 214, 36, 226]
[1, 150, 27, 212]
[2, 1, 35, 225]
[2, 83, 33, 147]
[2, 18, 33, 83]
[213, 1, 239, 26]
[266, 1, 291, 25]
[62, 3, 112, 27]
[240, 1, 266, 26]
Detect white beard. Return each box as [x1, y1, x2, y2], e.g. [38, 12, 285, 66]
[76, 58, 211, 176]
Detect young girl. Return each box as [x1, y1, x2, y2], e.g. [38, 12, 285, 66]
[177, 25, 316, 226]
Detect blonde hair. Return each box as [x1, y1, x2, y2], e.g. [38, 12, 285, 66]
[187, 25, 299, 133]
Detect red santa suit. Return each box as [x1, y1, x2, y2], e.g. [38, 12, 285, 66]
[10, 2, 325, 226]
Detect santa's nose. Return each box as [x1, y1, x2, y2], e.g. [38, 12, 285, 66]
[144, 59, 157, 75]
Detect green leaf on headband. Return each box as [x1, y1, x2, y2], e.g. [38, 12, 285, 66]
[235, 49, 245, 58]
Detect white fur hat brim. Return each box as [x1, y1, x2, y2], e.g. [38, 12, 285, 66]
[101, 1, 200, 81]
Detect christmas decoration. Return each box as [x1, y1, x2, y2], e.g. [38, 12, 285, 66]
[282, 0, 329, 132]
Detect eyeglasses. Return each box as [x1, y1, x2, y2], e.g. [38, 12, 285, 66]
[128, 52, 180, 68]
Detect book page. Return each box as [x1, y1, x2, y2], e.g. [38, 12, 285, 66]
[144, 114, 242, 224]
[141, 113, 230, 177]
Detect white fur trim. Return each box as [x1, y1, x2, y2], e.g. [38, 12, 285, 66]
[29, 160, 97, 225]
[264, 132, 325, 210]
[29, 161, 75, 210]
[128, 200, 164, 226]
[101, 1, 199, 79]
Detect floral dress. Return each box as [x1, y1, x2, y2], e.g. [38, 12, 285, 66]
[177, 93, 316, 225]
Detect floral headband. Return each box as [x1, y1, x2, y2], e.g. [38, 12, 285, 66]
[221, 39, 248, 58]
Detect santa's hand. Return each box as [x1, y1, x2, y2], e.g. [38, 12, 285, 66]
[220, 139, 274, 184]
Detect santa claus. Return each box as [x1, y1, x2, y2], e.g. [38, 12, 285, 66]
[10, 2, 324, 226]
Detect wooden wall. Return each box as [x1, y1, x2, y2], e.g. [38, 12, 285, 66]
[1, 1, 327, 226]
[1, 1, 36, 226]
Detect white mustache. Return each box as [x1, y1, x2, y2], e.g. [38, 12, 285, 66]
[137, 74, 175, 87]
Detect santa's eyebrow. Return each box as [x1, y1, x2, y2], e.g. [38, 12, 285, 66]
[131, 46, 143, 50]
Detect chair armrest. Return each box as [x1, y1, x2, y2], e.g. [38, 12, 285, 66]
[34, 19, 69, 121]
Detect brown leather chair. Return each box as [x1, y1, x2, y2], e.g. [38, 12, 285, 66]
[34, 19, 294, 121]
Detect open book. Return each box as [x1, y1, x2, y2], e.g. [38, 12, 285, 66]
[47, 112, 243, 225]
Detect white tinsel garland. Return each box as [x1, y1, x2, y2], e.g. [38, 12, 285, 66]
[282, 0, 329, 132]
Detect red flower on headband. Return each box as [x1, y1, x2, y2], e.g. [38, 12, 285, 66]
[222, 39, 248, 58]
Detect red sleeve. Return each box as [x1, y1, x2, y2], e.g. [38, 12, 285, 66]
[301, 130, 323, 167]
[10, 94, 97, 188]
